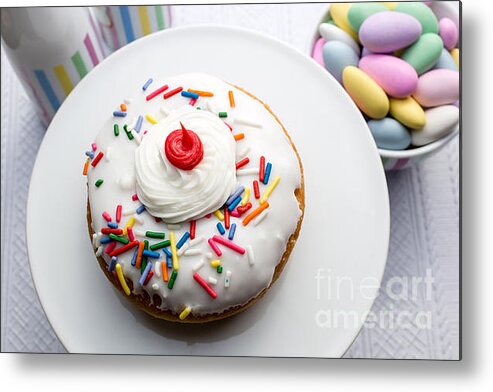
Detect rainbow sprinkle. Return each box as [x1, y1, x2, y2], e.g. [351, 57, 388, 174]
[91, 151, 104, 167]
[241, 187, 250, 206]
[263, 163, 272, 185]
[82, 159, 89, 176]
[115, 263, 131, 295]
[179, 306, 192, 320]
[169, 231, 179, 271]
[260, 175, 280, 203]
[226, 186, 244, 205]
[139, 261, 153, 286]
[228, 223, 237, 240]
[187, 88, 213, 97]
[149, 240, 171, 251]
[212, 235, 246, 255]
[216, 222, 225, 235]
[146, 84, 169, 101]
[135, 115, 144, 133]
[142, 78, 153, 91]
[213, 210, 224, 221]
[163, 86, 183, 99]
[228, 90, 235, 108]
[181, 91, 199, 99]
[145, 114, 158, 124]
[193, 272, 217, 299]
[176, 232, 190, 249]
[145, 231, 165, 239]
[167, 270, 177, 289]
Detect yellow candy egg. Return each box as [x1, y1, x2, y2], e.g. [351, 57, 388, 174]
[330, 3, 359, 42]
[389, 96, 426, 129]
[342, 66, 390, 119]
[450, 48, 460, 67]
[382, 2, 398, 10]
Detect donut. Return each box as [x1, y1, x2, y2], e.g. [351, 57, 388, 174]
[84, 73, 304, 322]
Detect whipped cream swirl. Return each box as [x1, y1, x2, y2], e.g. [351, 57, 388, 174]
[135, 106, 237, 223]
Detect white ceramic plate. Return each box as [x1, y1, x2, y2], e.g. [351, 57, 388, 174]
[27, 26, 389, 357]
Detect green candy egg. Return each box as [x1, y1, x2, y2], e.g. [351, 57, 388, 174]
[347, 2, 388, 31]
[401, 33, 443, 75]
[395, 2, 439, 34]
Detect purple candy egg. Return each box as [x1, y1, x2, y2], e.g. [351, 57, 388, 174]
[359, 54, 418, 98]
[359, 11, 422, 53]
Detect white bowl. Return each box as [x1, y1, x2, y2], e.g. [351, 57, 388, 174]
[307, 2, 460, 171]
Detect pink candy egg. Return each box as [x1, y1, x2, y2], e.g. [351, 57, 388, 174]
[312, 37, 326, 66]
[413, 69, 459, 107]
[439, 17, 458, 50]
[359, 54, 418, 98]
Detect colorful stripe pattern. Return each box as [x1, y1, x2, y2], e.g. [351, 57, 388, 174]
[155, 6, 165, 30]
[34, 70, 61, 112]
[71, 51, 88, 79]
[137, 6, 151, 36]
[84, 33, 99, 66]
[53, 65, 74, 95]
[33, 30, 103, 123]
[95, 6, 169, 50]
[119, 6, 135, 43]
[118, 5, 167, 44]
[31, 6, 169, 124]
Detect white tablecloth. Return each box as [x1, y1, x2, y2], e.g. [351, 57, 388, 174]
[0, 4, 459, 359]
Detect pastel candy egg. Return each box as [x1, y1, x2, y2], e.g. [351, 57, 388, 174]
[401, 33, 443, 75]
[367, 118, 411, 150]
[451, 48, 460, 67]
[312, 37, 326, 67]
[330, 3, 359, 42]
[411, 105, 459, 146]
[322, 41, 360, 84]
[382, 2, 398, 10]
[434, 48, 458, 70]
[395, 1, 439, 34]
[359, 11, 422, 53]
[359, 54, 418, 98]
[389, 96, 426, 129]
[430, 1, 459, 31]
[347, 2, 387, 31]
[342, 66, 389, 119]
[439, 18, 459, 50]
[319, 23, 361, 55]
[413, 69, 459, 107]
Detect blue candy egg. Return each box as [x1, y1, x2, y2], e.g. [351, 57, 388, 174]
[434, 48, 458, 70]
[367, 118, 411, 150]
[322, 41, 360, 84]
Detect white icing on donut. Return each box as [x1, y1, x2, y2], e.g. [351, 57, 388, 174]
[134, 107, 236, 223]
[87, 73, 302, 317]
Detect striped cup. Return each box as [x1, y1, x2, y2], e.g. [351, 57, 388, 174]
[91, 5, 171, 54]
[1, 7, 106, 127]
